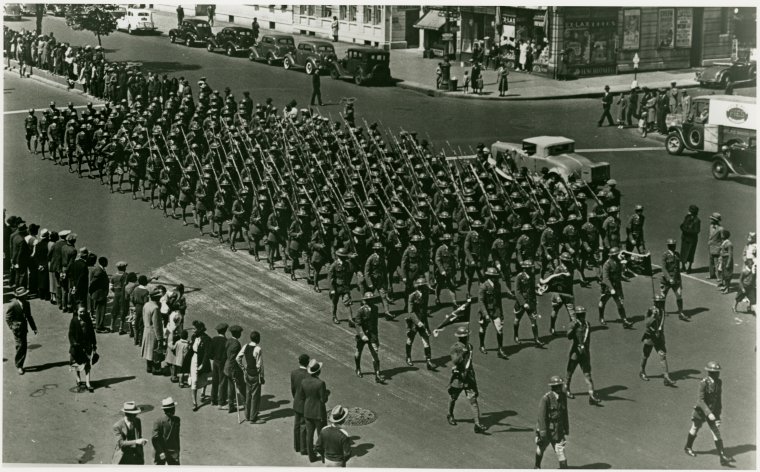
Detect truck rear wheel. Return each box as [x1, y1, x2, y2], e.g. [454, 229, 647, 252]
[666, 132, 685, 155]
[712, 159, 729, 180]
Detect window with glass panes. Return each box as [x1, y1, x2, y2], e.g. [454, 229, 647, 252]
[349, 5, 356, 21]
[373, 6, 381, 25]
[363, 6, 372, 24]
[320, 6, 331, 18]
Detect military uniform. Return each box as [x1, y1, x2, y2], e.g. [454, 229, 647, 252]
[514, 264, 544, 345]
[328, 253, 354, 324]
[535, 387, 569, 469]
[434, 238, 458, 307]
[405, 284, 433, 369]
[684, 362, 733, 466]
[626, 209, 646, 253]
[477, 271, 507, 358]
[661, 244, 686, 319]
[564, 310, 600, 405]
[598, 251, 631, 327]
[446, 329, 485, 433]
[640, 298, 675, 385]
[354, 295, 384, 383]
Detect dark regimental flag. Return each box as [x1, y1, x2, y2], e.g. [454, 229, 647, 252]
[621, 250, 653, 276]
[433, 299, 472, 336]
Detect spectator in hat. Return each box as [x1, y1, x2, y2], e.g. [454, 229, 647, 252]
[130, 275, 151, 345]
[110, 261, 129, 334]
[9, 222, 30, 290]
[141, 286, 165, 375]
[210, 322, 229, 407]
[296, 358, 328, 462]
[112, 401, 148, 464]
[25, 224, 40, 294]
[152, 397, 181, 465]
[598, 85, 615, 127]
[69, 302, 97, 392]
[32, 228, 50, 301]
[707, 213, 724, 280]
[316, 405, 353, 466]
[68, 246, 90, 309]
[48, 229, 67, 308]
[59, 232, 78, 311]
[224, 325, 245, 412]
[679, 205, 701, 273]
[90, 256, 110, 332]
[4, 286, 38, 375]
[189, 320, 212, 411]
[718, 230, 734, 293]
[291, 353, 311, 454]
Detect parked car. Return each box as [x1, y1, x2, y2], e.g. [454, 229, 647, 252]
[697, 60, 757, 88]
[486, 136, 611, 188]
[19, 4, 36, 16]
[712, 140, 756, 180]
[4, 4, 23, 21]
[46, 4, 66, 16]
[169, 19, 213, 47]
[116, 8, 156, 34]
[330, 48, 391, 86]
[207, 27, 255, 56]
[248, 34, 296, 66]
[283, 40, 336, 75]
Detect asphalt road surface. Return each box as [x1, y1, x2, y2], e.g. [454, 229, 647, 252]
[2, 15, 757, 469]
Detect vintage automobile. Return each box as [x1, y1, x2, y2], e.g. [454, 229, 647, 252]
[116, 8, 156, 34]
[712, 139, 756, 180]
[283, 40, 336, 75]
[207, 26, 255, 56]
[696, 60, 756, 88]
[666, 95, 756, 155]
[169, 19, 213, 47]
[46, 4, 66, 16]
[248, 34, 296, 65]
[330, 48, 391, 86]
[3, 4, 23, 21]
[486, 136, 611, 188]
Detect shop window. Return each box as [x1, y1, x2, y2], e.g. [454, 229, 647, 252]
[339, 6, 347, 20]
[299, 5, 307, 16]
[373, 6, 382, 25]
[720, 8, 729, 35]
[321, 6, 332, 18]
[349, 5, 357, 22]
[363, 6, 372, 24]
[308, 5, 316, 17]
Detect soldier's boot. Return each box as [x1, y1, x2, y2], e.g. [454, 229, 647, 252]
[534, 452, 543, 469]
[447, 399, 457, 425]
[405, 344, 413, 366]
[549, 313, 557, 335]
[677, 299, 689, 321]
[496, 332, 508, 359]
[597, 304, 606, 325]
[716, 440, 734, 465]
[620, 307, 633, 329]
[513, 323, 521, 344]
[565, 378, 575, 399]
[424, 347, 435, 371]
[663, 375, 676, 387]
[354, 356, 362, 378]
[478, 330, 487, 354]
[373, 361, 385, 383]
[290, 261, 298, 280]
[684, 433, 697, 457]
[532, 325, 544, 347]
[559, 460, 568, 469]
[588, 391, 601, 405]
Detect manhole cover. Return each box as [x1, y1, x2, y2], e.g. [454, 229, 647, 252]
[343, 406, 377, 426]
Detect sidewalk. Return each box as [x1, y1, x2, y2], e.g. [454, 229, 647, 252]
[147, 9, 702, 101]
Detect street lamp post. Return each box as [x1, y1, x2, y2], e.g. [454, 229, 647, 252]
[632, 52, 640, 81]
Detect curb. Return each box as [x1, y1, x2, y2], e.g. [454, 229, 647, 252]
[395, 79, 703, 101]
[7, 60, 105, 104]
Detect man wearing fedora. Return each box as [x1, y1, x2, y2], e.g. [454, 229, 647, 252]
[152, 397, 181, 465]
[447, 326, 486, 434]
[316, 405, 353, 467]
[291, 353, 311, 454]
[707, 213, 724, 280]
[67, 246, 90, 312]
[296, 358, 329, 462]
[112, 401, 148, 464]
[9, 222, 31, 290]
[89, 256, 110, 332]
[4, 286, 38, 374]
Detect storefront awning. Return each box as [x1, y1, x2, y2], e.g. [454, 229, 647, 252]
[414, 10, 447, 31]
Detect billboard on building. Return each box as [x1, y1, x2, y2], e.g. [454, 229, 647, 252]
[623, 9, 640, 50]
[657, 8, 675, 48]
[675, 8, 693, 48]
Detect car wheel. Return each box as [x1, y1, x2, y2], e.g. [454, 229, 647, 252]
[207, 43, 214, 52]
[330, 67, 340, 80]
[185, 37, 192, 47]
[305, 61, 315, 75]
[712, 159, 729, 180]
[249, 51, 256, 61]
[354, 68, 365, 86]
[720, 74, 730, 88]
[169, 34, 175, 43]
[226, 46, 234, 57]
[266, 54, 274, 66]
[283, 57, 292, 70]
[749, 66, 756, 80]
[666, 132, 685, 155]
[127, 25, 132, 35]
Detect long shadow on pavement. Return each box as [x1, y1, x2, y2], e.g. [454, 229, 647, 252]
[24, 360, 69, 372]
[480, 409, 534, 434]
[682, 307, 709, 318]
[260, 394, 288, 413]
[381, 365, 417, 380]
[595, 385, 634, 402]
[569, 463, 612, 469]
[348, 436, 374, 458]
[95, 375, 136, 389]
[669, 368, 703, 381]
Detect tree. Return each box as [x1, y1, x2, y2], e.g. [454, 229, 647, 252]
[34, 4, 45, 35]
[64, 5, 116, 46]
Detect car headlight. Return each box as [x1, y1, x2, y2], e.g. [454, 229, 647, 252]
[721, 145, 729, 152]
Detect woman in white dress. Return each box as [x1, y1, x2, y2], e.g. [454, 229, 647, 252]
[189, 320, 212, 411]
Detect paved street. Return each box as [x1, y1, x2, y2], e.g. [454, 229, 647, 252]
[2, 14, 757, 469]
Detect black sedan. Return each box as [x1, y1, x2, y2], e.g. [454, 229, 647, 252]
[207, 27, 255, 56]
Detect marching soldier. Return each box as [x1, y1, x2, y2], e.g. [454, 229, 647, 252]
[579, 216, 600, 283]
[601, 206, 621, 260]
[661, 239, 688, 321]
[538, 217, 560, 276]
[24, 109, 38, 154]
[229, 195, 246, 252]
[266, 202, 286, 269]
[177, 173, 194, 226]
[309, 223, 330, 293]
[446, 326, 487, 434]
[364, 242, 392, 318]
[477, 267, 508, 359]
[490, 227, 515, 297]
[598, 247, 633, 329]
[626, 205, 646, 253]
[463, 221, 484, 298]
[560, 214, 589, 287]
[514, 260, 544, 345]
[564, 306, 601, 406]
[547, 252, 575, 333]
[639, 295, 676, 386]
[401, 236, 423, 313]
[684, 361, 734, 467]
[329, 248, 354, 325]
[405, 277, 434, 370]
[433, 233, 458, 308]
[354, 291, 385, 384]
[287, 210, 306, 280]
[535, 375, 570, 469]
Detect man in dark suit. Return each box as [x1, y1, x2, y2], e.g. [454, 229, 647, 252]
[210, 323, 229, 407]
[59, 232, 79, 312]
[47, 229, 69, 309]
[152, 397, 181, 465]
[310, 72, 323, 106]
[9, 222, 30, 289]
[296, 359, 328, 462]
[112, 401, 148, 464]
[290, 353, 311, 454]
[89, 256, 110, 332]
[4, 287, 38, 374]
[223, 325, 245, 413]
[597, 85, 615, 127]
[68, 247, 90, 310]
